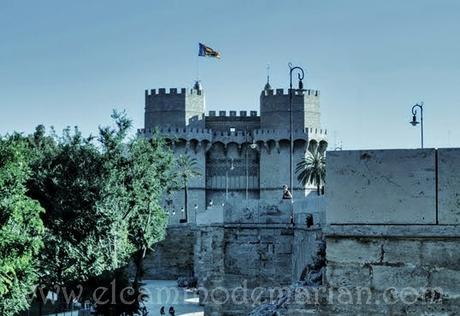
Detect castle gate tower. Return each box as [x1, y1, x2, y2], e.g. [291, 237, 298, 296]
[139, 80, 328, 224]
[258, 86, 327, 200]
[142, 83, 208, 224]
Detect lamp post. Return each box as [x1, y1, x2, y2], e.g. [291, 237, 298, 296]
[410, 102, 424, 148]
[225, 158, 234, 200]
[289, 63, 305, 198]
[245, 128, 249, 201]
[245, 137, 258, 201]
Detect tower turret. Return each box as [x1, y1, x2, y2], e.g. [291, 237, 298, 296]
[260, 88, 321, 130]
[258, 86, 324, 200]
[263, 65, 272, 91]
[144, 81, 205, 130]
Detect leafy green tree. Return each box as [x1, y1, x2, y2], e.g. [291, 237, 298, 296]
[27, 126, 120, 291]
[97, 111, 175, 313]
[22, 122, 126, 312]
[295, 149, 326, 195]
[12, 111, 175, 315]
[176, 155, 201, 223]
[0, 137, 45, 315]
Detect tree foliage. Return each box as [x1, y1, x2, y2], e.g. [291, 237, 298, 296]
[25, 112, 175, 314]
[0, 111, 175, 315]
[295, 149, 326, 195]
[0, 137, 45, 315]
[27, 125, 122, 288]
[175, 155, 201, 222]
[176, 155, 201, 183]
[99, 113, 174, 286]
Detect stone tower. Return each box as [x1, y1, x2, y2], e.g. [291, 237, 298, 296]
[258, 87, 324, 199]
[139, 80, 327, 224]
[144, 82, 205, 129]
[260, 88, 320, 130]
[143, 83, 208, 224]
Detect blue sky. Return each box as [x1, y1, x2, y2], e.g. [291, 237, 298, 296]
[1, 0, 459, 149]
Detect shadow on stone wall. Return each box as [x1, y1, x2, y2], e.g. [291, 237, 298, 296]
[143, 225, 195, 280]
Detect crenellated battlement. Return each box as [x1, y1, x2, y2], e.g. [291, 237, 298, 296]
[138, 126, 327, 146]
[261, 88, 320, 97]
[138, 127, 213, 135]
[253, 128, 327, 143]
[253, 127, 327, 136]
[206, 110, 259, 117]
[144, 85, 205, 129]
[260, 87, 321, 130]
[145, 87, 203, 97]
[138, 127, 327, 138]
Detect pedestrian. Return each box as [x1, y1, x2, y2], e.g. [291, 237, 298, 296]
[169, 306, 175, 316]
[160, 306, 165, 315]
[282, 185, 292, 200]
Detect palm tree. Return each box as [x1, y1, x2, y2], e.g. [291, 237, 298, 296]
[295, 149, 326, 195]
[176, 155, 201, 222]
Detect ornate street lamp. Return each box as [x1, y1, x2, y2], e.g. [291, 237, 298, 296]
[289, 63, 305, 199]
[246, 141, 258, 201]
[225, 158, 235, 200]
[410, 102, 424, 148]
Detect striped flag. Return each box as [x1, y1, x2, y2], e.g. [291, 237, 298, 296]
[198, 43, 221, 59]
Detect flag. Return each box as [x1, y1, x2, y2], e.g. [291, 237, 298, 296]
[198, 43, 221, 59]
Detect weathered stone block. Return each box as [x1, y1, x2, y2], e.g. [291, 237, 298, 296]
[275, 236, 293, 254]
[402, 301, 460, 315]
[144, 226, 195, 279]
[196, 205, 224, 224]
[324, 224, 460, 238]
[326, 238, 382, 264]
[326, 263, 371, 289]
[382, 239, 423, 266]
[371, 265, 429, 291]
[274, 255, 292, 269]
[225, 243, 260, 272]
[319, 302, 390, 316]
[421, 240, 460, 269]
[438, 148, 460, 224]
[326, 149, 436, 224]
[431, 267, 460, 297]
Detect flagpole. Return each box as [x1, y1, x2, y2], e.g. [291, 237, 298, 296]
[196, 42, 221, 82]
[196, 54, 200, 81]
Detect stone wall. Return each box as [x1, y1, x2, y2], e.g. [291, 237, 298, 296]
[322, 225, 460, 315]
[205, 115, 260, 132]
[194, 200, 322, 315]
[322, 148, 460, 315]
[326, 148, 460, 224]
[438, 148, 460, 224]
[326, 149, 437, 225]
[292, 227, 321, 282]
[144, 225, 195, 280]
[195, 225, 286, 315]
